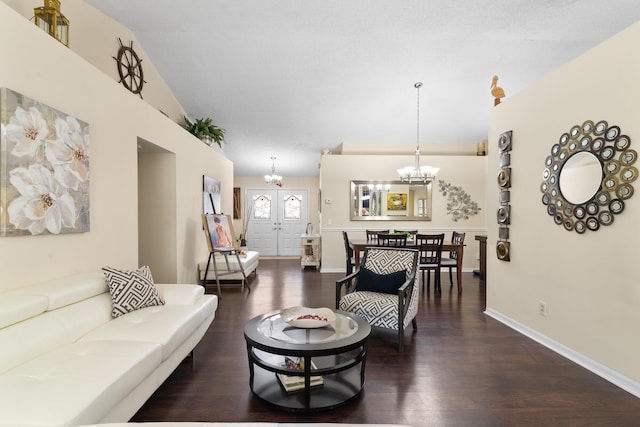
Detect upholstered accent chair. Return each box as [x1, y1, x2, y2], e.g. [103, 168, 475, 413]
[336, 247, 419, 351]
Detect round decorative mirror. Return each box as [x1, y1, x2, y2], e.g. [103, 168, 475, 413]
[559, 152, 602, 204]
[540, 120, 636, 233]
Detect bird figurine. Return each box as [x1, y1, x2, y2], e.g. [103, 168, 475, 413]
[491, 75, 505, 106]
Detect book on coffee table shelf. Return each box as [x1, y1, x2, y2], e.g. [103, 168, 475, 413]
[276, 356, 323, 393]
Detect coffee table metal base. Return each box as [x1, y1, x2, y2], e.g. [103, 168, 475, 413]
[249, 357, 364, 412]
[244, 309, 370, 412]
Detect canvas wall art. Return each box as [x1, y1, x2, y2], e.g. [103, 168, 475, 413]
[203, 175, 221, 214]
[0, 88, 90, 236]
[202, 214, 237, 251]
[386, 193, 407, 211]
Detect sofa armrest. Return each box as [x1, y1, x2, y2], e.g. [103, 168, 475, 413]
[154, 283, 205, 305]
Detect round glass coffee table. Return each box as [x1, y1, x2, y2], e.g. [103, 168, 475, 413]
[244, 308, 370, 412]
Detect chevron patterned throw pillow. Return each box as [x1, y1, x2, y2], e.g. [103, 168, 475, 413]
[102, 265, 165, 317]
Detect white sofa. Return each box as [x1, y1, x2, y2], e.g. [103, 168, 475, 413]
[198, 250, 260, 283]
[0, 273, 218, 427]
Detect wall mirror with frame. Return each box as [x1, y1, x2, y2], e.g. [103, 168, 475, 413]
[350, 180, 432, 221]
[540, 120, 637, 233]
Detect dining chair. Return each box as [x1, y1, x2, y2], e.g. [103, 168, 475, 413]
[394, 230, 418, 240]
[342, 231, 356, 275]
[440, 231, 466, 288]
[366, 229, 389, 241]
[377, 232, 407, 247]
[415, 233, 445, 293]
[336, 247, 419, 351]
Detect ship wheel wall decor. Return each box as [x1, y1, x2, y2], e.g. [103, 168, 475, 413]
[113, 38, 146, 98]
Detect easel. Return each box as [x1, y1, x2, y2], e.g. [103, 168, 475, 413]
[201, 214, 249, 295]
[201, 248, 249, 295]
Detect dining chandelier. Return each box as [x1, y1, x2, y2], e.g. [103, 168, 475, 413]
[397, 82, 439, 183]
[264, 156, 283, 187]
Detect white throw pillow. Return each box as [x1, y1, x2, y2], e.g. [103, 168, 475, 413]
[102, 265, 165, 317]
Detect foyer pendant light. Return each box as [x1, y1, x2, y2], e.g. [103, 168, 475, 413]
[264, 156, 283, 187]
[33, 0, 70, 47]
[397, 82, 439, 183]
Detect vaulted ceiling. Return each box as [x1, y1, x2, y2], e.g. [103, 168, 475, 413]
[86, 0, 640, 177]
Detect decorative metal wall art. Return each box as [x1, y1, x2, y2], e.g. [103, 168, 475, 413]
[437, 180, 482, 222]
[0, 88, 90, 236]
[540, 120, 636, 233]
[497, 130, 512, 261]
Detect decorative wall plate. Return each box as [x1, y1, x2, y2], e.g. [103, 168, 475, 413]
[497, 205, 510, 224]
[496, 241, 510, 261]
[498, 131, 512, 152]
[497, 130, 513, 261]
[500, 153, 511, 168]
[497, 168, 511, 188]
[498, 227, 509, 240]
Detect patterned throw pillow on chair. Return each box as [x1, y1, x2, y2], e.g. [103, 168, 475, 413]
[355, 266, 407, 295]
[102, 265, 165, 318]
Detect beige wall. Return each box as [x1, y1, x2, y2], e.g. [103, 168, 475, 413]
[340, 140, 480, 156]
[138, 149, 177, 283]
[232, 176, 320, 239]
[3, 0, 186, 123]
[0, 3, 232, 289]
[319, 152, 488, 272]
[487, 21, 640, 391]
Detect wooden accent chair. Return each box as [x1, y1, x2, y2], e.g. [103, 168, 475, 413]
[440, 231, 466, 288]
[366, 229, 389, 241]
[415, 233, 445, 293]
[394, 230, 418, 240]
[377, 232, 407, 247]
[342, 231, 356, 275]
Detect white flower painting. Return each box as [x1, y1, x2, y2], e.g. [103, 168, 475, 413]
[1, 88, 90, 236]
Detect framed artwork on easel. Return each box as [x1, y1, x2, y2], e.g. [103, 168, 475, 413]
[202, 214, 238, 251]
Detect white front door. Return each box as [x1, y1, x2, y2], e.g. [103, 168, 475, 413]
[245, 188, 309, 256]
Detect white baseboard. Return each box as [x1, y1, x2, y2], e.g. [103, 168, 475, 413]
[485, 308, 640, 398]
[321, 267, 346, 273]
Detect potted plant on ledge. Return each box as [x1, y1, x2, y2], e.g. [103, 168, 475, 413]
[183, 116, 226, 148]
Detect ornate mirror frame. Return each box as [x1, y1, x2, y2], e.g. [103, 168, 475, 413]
[540, 120, 637, 233]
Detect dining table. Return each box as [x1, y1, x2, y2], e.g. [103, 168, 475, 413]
[349, 239, 466, 293]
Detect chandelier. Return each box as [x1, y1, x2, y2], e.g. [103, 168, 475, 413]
[397, 82, 439, 183]
[264, 156, 282, 187]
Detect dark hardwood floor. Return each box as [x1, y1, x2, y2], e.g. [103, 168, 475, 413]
[132, 259, 640, 426]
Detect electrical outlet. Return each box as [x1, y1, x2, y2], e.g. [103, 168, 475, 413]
[538, 301, 547, 317]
